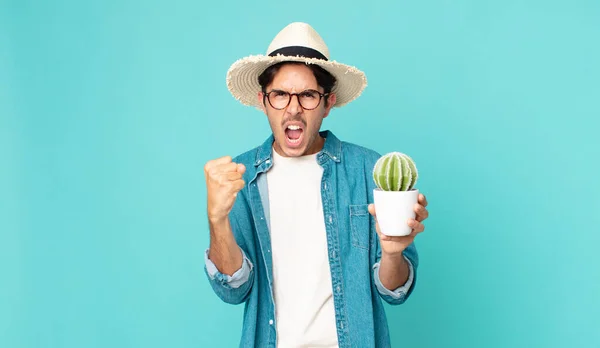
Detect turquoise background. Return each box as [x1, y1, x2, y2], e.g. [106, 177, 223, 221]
[1, 0, 599, 347]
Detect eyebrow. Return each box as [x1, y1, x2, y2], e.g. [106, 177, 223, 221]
[269, 88, 319, 93]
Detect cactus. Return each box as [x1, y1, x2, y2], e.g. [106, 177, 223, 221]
[373, 152, 418, 191]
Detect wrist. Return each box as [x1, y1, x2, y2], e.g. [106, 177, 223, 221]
[381, 250, 406, 264]
[208, 214, 228, 226]
[208, 215, 234, 242]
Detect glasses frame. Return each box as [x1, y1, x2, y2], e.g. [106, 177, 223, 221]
[263, 89, 330, 110]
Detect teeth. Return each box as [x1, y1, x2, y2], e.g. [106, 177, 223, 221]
[287, 125, 301, 130]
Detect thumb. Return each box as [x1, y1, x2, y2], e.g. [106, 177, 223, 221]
[368, 204, 376, 217]
[237, 163, 246, 174]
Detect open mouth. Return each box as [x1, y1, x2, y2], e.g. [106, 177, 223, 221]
[284, 124, 304, 148]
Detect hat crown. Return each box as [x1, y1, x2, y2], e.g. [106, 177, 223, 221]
[266, 22, 330, 59]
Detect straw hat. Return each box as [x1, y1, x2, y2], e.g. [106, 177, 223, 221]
[226, 22, 367, 109]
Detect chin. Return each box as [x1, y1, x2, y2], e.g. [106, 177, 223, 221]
[277, 141, 307, 157]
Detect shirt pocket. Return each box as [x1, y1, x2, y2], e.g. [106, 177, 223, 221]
[350, 204, 371, 250]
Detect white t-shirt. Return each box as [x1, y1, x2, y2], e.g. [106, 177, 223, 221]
[266, 148, 338, 348]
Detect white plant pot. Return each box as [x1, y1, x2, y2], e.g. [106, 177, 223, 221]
[373, 188, 419, 236]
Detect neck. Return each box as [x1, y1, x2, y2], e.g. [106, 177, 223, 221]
[305, 134, 325, 155]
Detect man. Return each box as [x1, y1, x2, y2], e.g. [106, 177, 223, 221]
[204, 22, 429, 348]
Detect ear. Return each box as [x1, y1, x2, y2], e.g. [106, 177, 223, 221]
[257, 91, 266, 113]
[322, 93, 336, 119]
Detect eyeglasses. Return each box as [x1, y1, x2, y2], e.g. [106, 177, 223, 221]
[264, 89, 329, 110]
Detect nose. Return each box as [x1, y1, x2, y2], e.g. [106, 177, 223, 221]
[286, 93, 302, 116]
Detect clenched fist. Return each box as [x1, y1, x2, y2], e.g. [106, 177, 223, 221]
[204, 156, 246, 223]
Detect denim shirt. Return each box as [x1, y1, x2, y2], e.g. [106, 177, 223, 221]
[204, 130, 419, 347]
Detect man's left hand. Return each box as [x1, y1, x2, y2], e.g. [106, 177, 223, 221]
[368, 193, 429, 256]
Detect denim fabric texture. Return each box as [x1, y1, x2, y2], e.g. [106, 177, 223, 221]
[205, 130, 419, 347]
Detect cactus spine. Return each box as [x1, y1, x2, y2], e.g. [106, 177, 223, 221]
[373, 152, 418, 191]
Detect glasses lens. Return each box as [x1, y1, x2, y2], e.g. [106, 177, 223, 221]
[268, 91, 290, 109]
[267, 90, 323, 110]
[298, 90, 321, 110]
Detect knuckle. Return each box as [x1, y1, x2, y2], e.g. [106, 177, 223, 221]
[204, 161, 214, 173]
[228, 181, 238, 191]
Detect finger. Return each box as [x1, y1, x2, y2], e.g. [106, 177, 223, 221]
[368, 204, 376, 217]
[407, 218, 425, 233]
[407, 218, 421, 231]
[414, 203, 429, 222]
[212, 162, 238, 175]
[237, 163, 246, 174]
[204, 156, 232, 172]
[213, 155, 233, 165]
[230, 179, 246, 194]
[418, 193, 428, 208]
[224, 171, 243, 181]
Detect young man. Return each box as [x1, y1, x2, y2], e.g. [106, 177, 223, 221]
[204, 22, 429, 348]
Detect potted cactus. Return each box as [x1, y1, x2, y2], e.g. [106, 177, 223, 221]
[372, 152, 419, 236]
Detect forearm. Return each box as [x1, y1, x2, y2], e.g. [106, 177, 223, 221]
[208, 217, 243, 276]
[378, 252, 410, 290]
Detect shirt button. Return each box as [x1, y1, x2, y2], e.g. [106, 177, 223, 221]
[269, 319, 274, 325]
[332, 251, 336, 258]
[328, 216, 333, 223]
[324, 183, 327, 190]
[336, 285, 341, 293]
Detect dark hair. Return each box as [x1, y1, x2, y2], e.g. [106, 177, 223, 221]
[257, 61, 337, 107]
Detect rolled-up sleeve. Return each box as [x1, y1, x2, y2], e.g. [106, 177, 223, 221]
[373, 255, 414, 295]
[373, 253, 416, 305]
[204, 248, 254, 304]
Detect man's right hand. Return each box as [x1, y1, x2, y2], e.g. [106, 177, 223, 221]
[204, 156, 246, 224]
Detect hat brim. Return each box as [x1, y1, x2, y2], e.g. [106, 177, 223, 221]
[226, 54, 367, 109]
